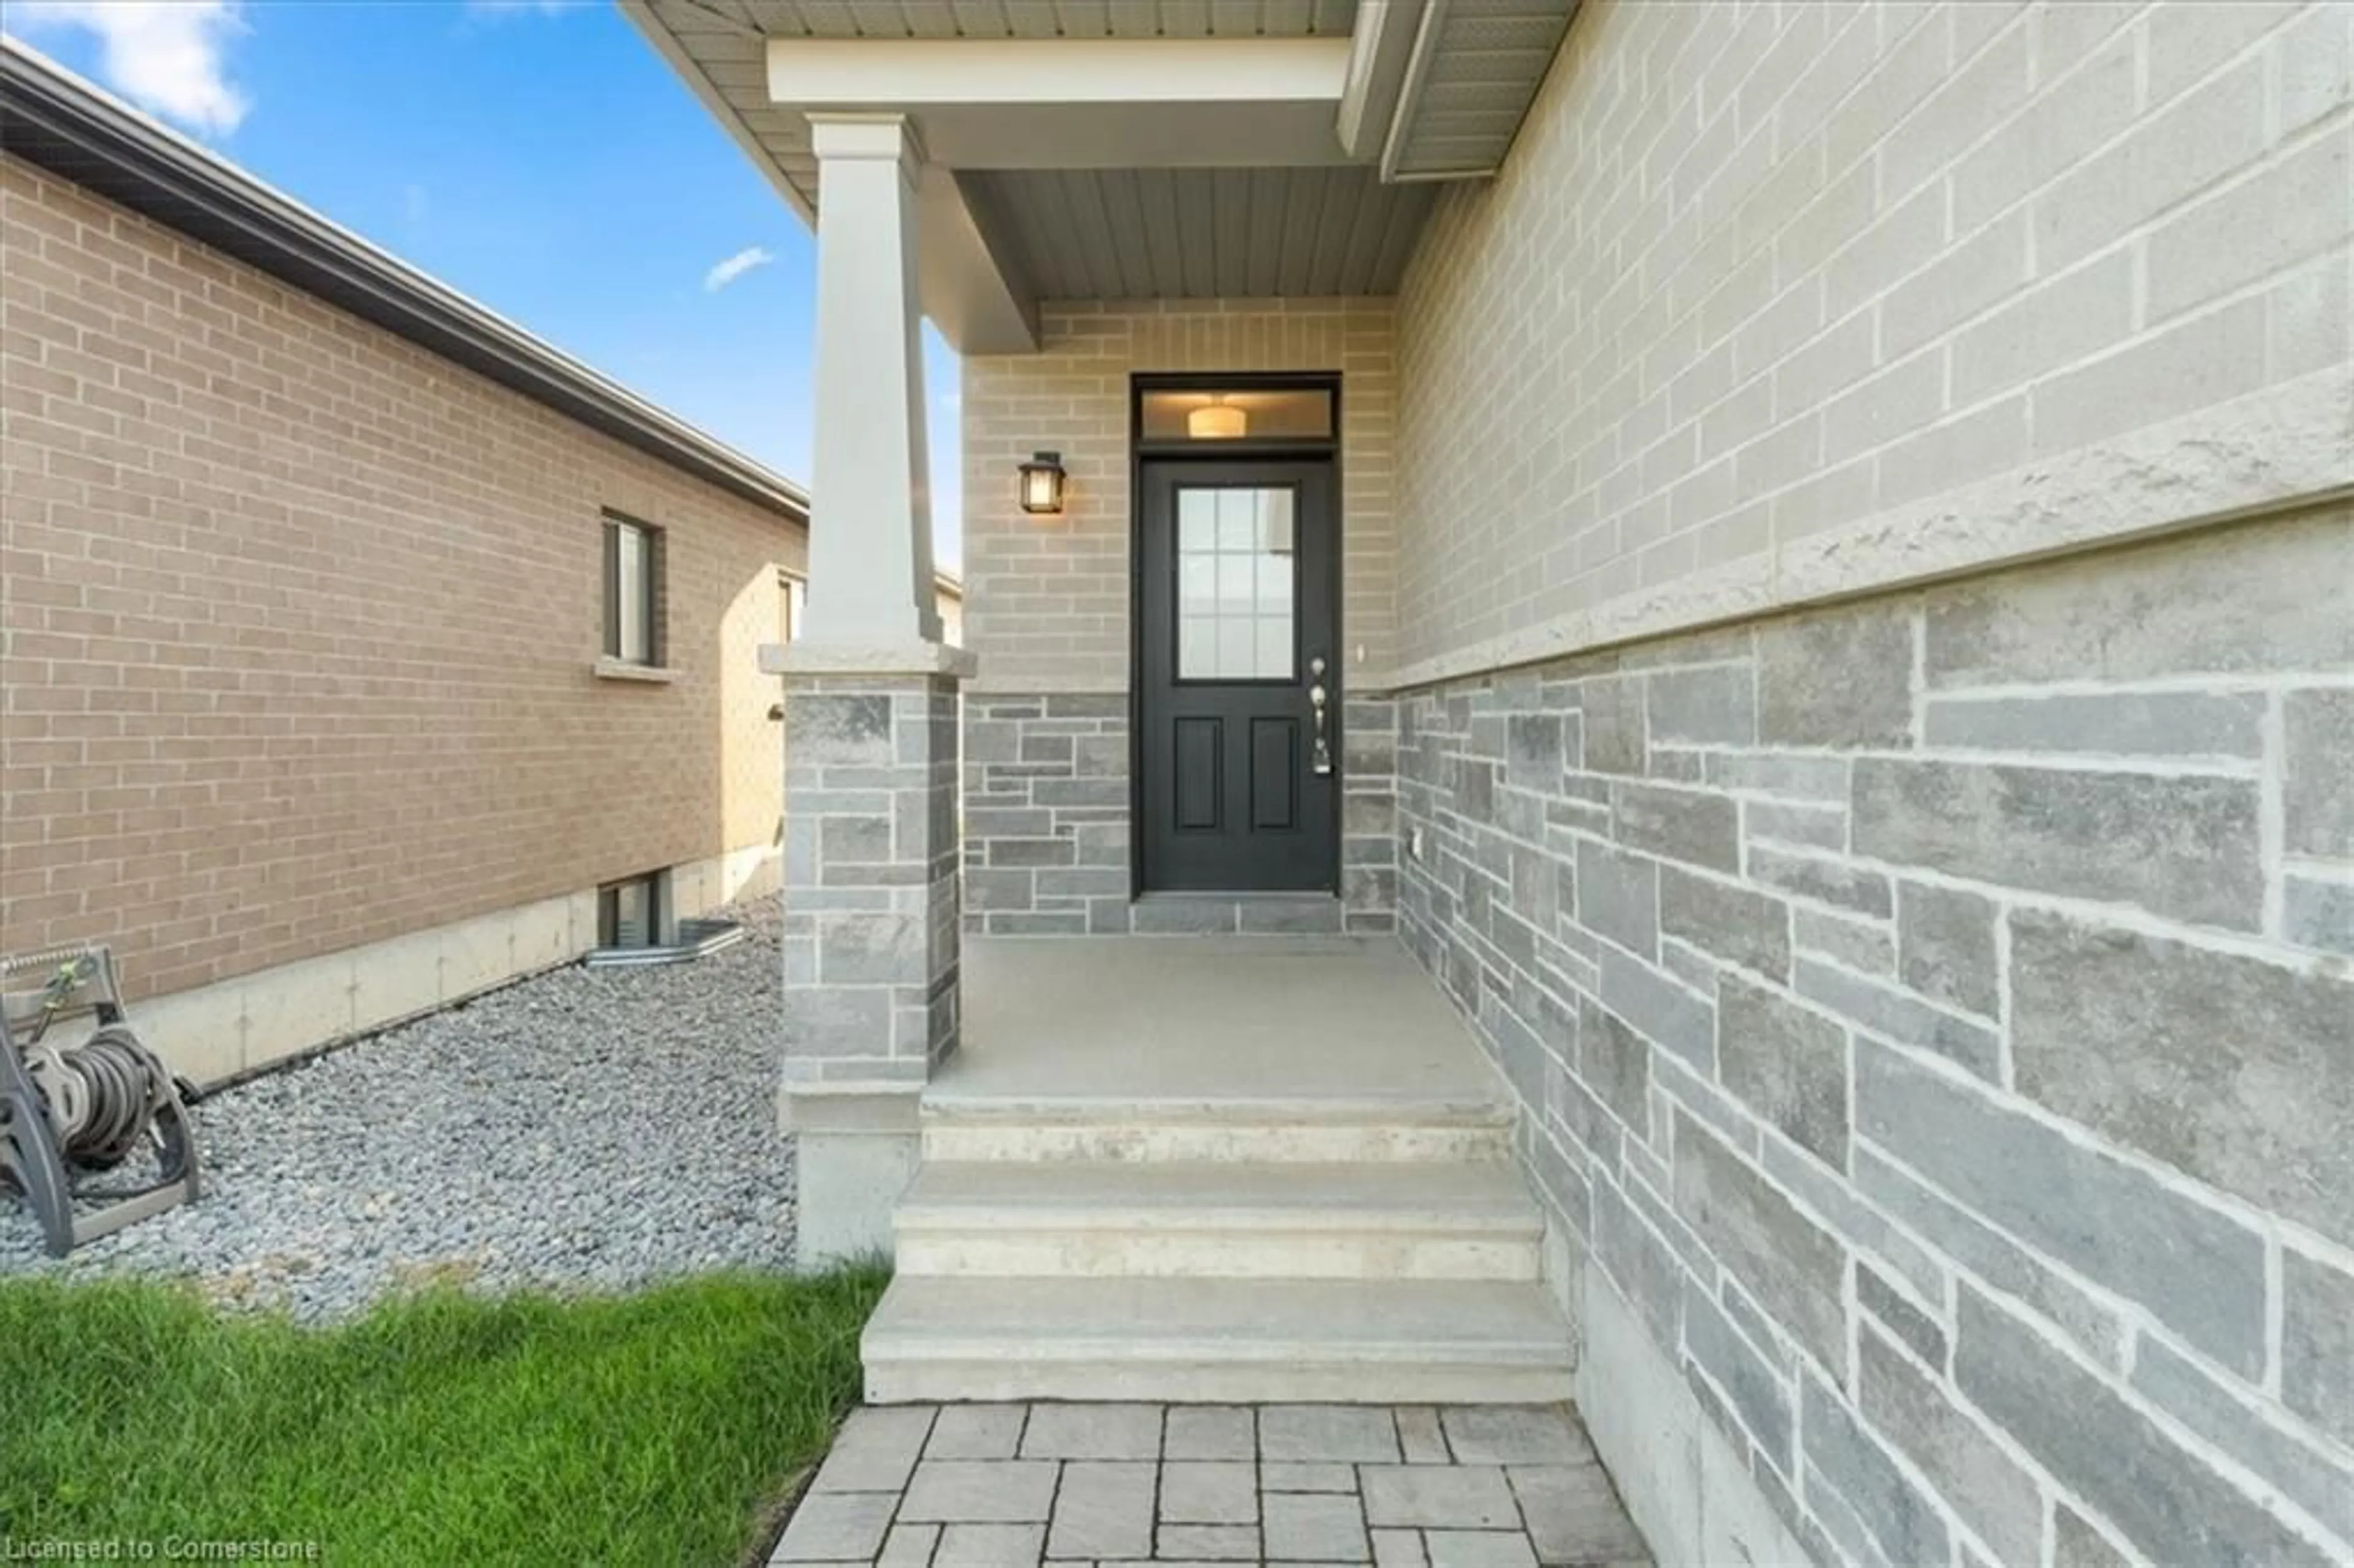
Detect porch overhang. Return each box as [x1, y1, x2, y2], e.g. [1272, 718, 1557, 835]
[622, 0, 1577, 354]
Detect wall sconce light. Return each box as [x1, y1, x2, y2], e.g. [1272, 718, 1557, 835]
[1018, 450, 1067, 516]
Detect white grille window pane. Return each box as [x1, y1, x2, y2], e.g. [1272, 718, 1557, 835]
[1180, 617, 1217, 677]
[1256, 617, 1293, 676]
[1179, 556, 1217, 615]
[1173, 485, 1298, 680]
[1257, 490, 1294, 554]
[1255, 549, 1291, 611]
[1216, 489, 1255, 550]
[1216, 554, 1255, 605]
[1179, 490, 1217, 554]
[1216, 618, 1257, 678]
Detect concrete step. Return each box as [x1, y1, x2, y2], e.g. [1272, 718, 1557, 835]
[861, 1275, 1577, 1404]
[894, 1159, 1544, 1280]
[918, 1097, 1516, 1164]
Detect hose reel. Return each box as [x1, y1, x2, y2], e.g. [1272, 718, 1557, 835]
[1, 945, 202, 1258]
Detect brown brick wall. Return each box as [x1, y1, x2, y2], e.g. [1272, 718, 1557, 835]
[0, 153, 802, 1002]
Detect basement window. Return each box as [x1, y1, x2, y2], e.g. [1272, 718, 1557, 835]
[585, 868, 746, 968]
[596, 870, 667, 950]
[603, 513, 664, 667]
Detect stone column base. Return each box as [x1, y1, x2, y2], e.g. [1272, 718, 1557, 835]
[771, 641, 974, 1269]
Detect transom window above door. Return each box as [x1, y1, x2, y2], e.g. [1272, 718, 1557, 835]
[1177, 485, 1296, 681]
[1141, 386, 1335, 443]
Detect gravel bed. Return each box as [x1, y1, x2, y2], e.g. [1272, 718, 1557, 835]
[0, 899, 796, 1320]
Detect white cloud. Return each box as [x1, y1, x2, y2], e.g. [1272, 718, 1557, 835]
[12, 1, 251, 135]
[703, 246, 776, 294]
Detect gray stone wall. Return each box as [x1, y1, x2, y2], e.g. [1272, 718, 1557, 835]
[780, 672, 963, 1086]
[1396, 503, 2354, 1568]
[964, 693, 1399, 935]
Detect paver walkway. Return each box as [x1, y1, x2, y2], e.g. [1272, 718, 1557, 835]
[769, 1403, 1651, 1567]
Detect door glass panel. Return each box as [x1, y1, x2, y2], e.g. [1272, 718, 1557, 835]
[1175, 485, 1297, 680]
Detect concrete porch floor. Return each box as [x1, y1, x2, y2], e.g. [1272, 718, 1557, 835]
[939, 937, 1508, 1115]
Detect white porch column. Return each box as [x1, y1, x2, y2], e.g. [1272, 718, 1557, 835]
[775, 112, 975, 1269]
[804, 113, 940, 647]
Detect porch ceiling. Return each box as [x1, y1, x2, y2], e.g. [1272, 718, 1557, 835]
[965, 166, 1435, 300]
[630, 0, 1360, 221]
[626, 0, 1574, 345]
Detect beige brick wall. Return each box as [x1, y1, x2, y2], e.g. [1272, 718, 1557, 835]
[0, 153, 802, 1004]
[962, 298, 1397, 692]
[1394, 0, 2352, 684]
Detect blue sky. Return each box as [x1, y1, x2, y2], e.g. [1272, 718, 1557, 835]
[4, 0, 966, 567]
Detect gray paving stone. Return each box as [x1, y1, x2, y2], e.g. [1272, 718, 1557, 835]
[1157, 1524, 1263, 1560]
[775, 1492, 899, 1561]
[937, 1522, 1045, 1566]
[1021, 1403, 1163, 1460]
[1046, 1461, 1156, 1559]
[812, 1405, 937, 1493]
[875, 1516, 937, 1553]
[900, 1460, 1061, 1523]
[1263, 1462, 1360, 1492]
[1261, 1406, 1401, 1463]
[1424, 1532, 1539, 1568]
[1361, 1466, 1520, 1529]
[1507, 1465, 1647, 1564]
[1164, 1405, 1255, 1460]
[1372, 1528, 1429, 1567]
[1160, 1461, 1257, 1524]
[1437, 1408, 1596, 1467]
[928, 1404, 1027, 1460]
[877, 1523, 939, 1567]
[1263, 1492, 1372, 1562]
[1396, 1407, 1452, 1464]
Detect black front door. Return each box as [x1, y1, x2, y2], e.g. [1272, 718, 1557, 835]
[1137, 457, 1339, 892]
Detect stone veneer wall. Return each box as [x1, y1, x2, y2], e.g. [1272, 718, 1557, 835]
[963, 693, 1398, 936]
[1396, 502, 2353, 1568]
[780, 674, 963, 1089]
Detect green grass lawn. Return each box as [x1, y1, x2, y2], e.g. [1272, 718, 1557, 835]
[0, 1267, 886, 1567]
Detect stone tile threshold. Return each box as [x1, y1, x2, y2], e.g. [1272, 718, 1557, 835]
[768, 1402, 1651, 1567]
